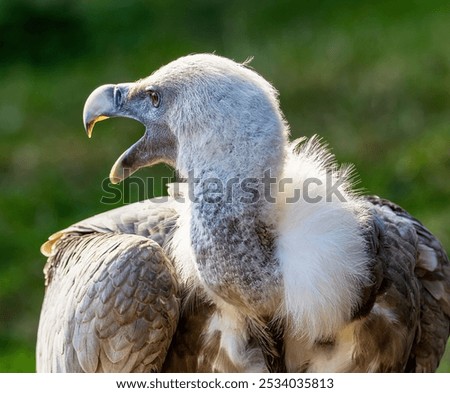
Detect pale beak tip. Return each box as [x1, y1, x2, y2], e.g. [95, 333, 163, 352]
[84, 116, 109, 139]
[109, 166, 123, 184]
[109, 176, 121, 185]
[84, 120, 94, 138]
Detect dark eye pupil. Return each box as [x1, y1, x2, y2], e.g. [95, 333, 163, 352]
[149, 91, 160, 107]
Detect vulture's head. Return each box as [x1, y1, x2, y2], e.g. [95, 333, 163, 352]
[84, 54, 288, 184]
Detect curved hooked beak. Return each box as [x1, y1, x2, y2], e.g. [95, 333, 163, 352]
[83, 83, 177, 184]
[83, 84, 127, 138]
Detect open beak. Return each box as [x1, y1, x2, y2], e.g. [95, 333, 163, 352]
[83, 83, 177, 184]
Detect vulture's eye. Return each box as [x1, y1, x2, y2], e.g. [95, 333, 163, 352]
[147, 89, 161, 108]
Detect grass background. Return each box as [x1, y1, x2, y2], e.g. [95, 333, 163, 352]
[0, 0, 448, 372]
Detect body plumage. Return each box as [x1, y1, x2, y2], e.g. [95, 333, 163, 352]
[37, 54, 449, 372]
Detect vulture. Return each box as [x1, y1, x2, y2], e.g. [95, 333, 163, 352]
[37, 53, 450, 373]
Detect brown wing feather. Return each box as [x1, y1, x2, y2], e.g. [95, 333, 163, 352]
[162, 293, 216, 372]
[41, 198, 178, 257]
[38, 198, 219, 373]
[37, 232, 179, 372]
[363, 196, 450, 372]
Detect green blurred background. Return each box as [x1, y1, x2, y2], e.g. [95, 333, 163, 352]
[0, 0, 449, 372]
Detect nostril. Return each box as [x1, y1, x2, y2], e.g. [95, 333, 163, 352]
[114, 86, 122, 108]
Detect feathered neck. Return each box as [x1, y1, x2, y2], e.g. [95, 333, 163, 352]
[174, 120, 288, 316]
[169, 135, 373, 343]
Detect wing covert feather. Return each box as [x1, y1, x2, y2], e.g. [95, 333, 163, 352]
[37, 232, 179, 372]
[364, 196, 450, 372]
